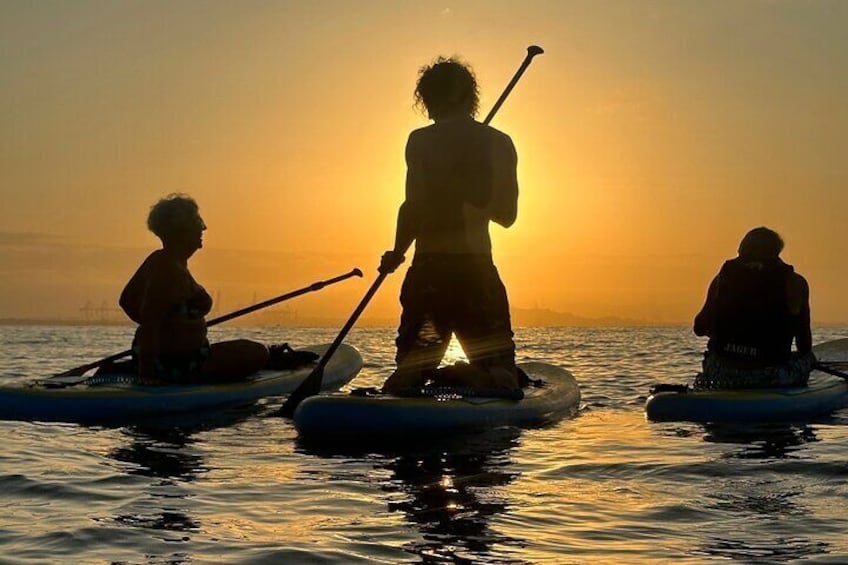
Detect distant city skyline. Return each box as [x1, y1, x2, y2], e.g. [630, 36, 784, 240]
[1, 241, 846, 326]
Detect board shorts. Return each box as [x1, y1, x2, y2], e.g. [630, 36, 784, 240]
[394, 253, 516, 386]
[693, 350, 815, 390]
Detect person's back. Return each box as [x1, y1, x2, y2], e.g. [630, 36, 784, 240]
[407, 117, 517, 256]
[710, 256, 796, 364]
[693, 227, 814, 389]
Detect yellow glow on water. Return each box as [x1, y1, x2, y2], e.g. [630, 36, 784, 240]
[441, 335, 469, 366]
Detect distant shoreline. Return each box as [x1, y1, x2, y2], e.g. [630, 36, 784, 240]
[2, 317, 846, 329]
[0, 317, 673, 328]
[0, 318, 133, 327]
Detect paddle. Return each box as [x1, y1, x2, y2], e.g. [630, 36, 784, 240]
[277, 272, 388, 416]
[483, 45, 544, 125]
[277, 45, 545, 418]
[48, 268, 363, 383]
[814, 362, 848, 380]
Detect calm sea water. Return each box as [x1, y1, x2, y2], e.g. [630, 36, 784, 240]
[1, 325, 847, 564]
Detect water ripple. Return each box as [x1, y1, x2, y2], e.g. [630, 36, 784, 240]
[1, 325, 847, 563]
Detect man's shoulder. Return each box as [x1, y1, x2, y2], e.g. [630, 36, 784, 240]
[406, 120, 515, 157]
[789, 271, 809, 290]
[409, 120, 512, 138]
[406, 125, 435, 149]
[481, 122, 511, 138]
[478, 124, 515, 153]
[408, 125, 433, 138]
[783, 270, 810, 307]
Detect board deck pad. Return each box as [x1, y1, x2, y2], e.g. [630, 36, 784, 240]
[293, 361, 580, 439]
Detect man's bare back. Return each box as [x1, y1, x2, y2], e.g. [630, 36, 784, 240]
[405, 117, 518, 255]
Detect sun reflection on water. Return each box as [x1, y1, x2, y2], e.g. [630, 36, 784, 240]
[441, 335, 468, 366]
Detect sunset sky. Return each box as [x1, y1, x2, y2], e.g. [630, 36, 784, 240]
[2, 0, 847, 324]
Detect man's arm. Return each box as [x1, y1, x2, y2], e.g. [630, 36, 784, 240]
[693, 276, 719, 337]
[791, 274, 812, 355]
[388, 200, 417, 256]
[380, 134, 421, 274]
[487, 133, 518, 227]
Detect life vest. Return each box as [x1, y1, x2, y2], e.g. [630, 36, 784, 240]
[709, 257, 795, 364]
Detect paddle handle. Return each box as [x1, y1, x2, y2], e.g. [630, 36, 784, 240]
[482, 45, 544, 125]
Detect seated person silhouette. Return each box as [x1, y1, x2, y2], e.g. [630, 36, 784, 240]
[119, 193, 270, 384]
[693, 227, 815, 389]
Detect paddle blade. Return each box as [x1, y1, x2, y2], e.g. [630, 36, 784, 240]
[277, 366, 324, 417]
[38, 375, 90, 388]
[814, 363, 848, 381]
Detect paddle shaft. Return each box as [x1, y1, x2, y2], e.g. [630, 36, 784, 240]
[482, 45, 544, 125]
[814, 363, 848, 380]
[278, 272, 387, 415]
[53, 268, 362, 378]
[205, 268, 362, 326]
[278, 46, 545, 417]
[312, 272, 388, 375]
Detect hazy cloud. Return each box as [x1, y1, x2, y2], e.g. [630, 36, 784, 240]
[593, 81, 663, 119]
[0, 231, 60, 247]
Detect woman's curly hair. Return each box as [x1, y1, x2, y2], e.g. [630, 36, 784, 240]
[414, 56, 480, 119]
[147, 193, 201, 239]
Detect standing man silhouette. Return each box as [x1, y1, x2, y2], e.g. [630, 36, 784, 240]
[379, 57, 521, 394]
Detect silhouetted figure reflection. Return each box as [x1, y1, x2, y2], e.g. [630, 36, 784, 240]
[693, 227, 815, 389]
[297, 429, 527, 563]
[111, 426, 206, 481]
[701, 422, 819, 460]
[379, 57, 521, 395]
[119, 193, 269, 385]
[107, 426, 204, 547]
[693, 422, 829, 561]
[385, 430, 527, 564]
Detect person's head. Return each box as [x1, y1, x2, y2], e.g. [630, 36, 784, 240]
[414, 56, 479, 121]
[147, 193, 206, 255]
[738, 226, 784, 261]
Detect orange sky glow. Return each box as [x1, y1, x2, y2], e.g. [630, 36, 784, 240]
[1, 1, 847, 325]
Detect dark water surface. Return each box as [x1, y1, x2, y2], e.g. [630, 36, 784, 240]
[1, 325, 847, 564]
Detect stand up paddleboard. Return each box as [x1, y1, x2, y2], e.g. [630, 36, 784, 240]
[0, 344, 362, 424]
[645, 339, 848, 423]
[293, 361, 580, 439]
